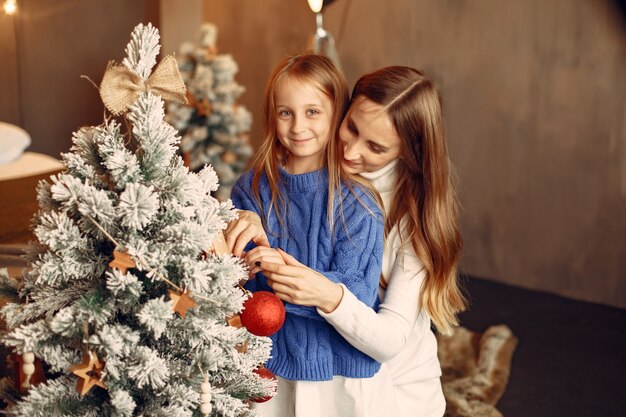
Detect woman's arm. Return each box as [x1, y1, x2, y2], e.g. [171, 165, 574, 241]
[320, 254, 424, 363]
[257, 197, 384, 321]
[262, 232, 425, 363]
[231, 179, 383, 321]
[259, 249, 345, 313]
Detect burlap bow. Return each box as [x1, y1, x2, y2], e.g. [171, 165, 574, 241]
[99, 55, 187, 115]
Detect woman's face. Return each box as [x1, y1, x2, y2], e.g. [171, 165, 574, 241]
[339, 96, 402, 174]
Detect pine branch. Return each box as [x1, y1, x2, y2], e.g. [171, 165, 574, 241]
[4, 376, 98, 417]
[122, 23, 160, 79]
[211, 389, 251, 417]
[0, 269, 21, 304]
[1, 280, 95, 329]
[2, 23, 273, 415]
[128, 93, 180, 181]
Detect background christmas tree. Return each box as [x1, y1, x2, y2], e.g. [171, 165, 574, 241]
[166, 23, 253, 201]
[0, 23, 274, 417]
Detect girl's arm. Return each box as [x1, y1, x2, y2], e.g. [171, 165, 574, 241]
[258, 249, 345, 313]
[257, 198, 384, 321]
[229, 176, 268, 293]
[224, 210, 269, 257]
[262, 232, 424, 363]
[231, 178, 384, 321]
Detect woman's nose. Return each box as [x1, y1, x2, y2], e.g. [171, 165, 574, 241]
[342, 139, 361, 159]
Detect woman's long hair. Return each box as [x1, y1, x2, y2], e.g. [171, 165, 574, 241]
[249, 54, 377, 232]
[353, 66, 466, 335]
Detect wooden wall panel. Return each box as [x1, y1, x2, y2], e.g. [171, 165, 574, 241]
[0, 0, 159, 158]
[0, 13, 20, 125]
[160, 0, 201, 55]
[202, 0, 313, 146]
[4, 1, 621, 307]
[198, 0, 626, 308]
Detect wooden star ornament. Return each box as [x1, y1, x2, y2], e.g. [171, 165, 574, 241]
[182, 151, 192, 168]
[109, 249, 136, 274]
[226, 314, 242, 328]
[69, 351, 106, 395]
[236, 340, 248, 353]
[169, 289, 197, 318]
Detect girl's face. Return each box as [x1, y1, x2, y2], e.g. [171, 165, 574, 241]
[339, 96, 401, 174]
[274, 77, 333, 174]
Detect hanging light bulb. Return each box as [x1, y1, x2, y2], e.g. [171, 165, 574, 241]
[3, 0, 17, 15]
[307, 0, 324, 13]
[307, 0, 342, 71]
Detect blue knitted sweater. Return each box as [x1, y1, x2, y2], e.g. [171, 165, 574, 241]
[231, 167, 384, 381]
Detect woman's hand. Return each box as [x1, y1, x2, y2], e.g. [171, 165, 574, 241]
[260, 249, 344, 314]
[244, 246, 286, 277]
[224, 210, 270, 257]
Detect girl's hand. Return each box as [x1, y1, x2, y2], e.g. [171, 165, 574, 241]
[224, 210, 270, 257]
[260, 249, 344, 314]
[245, 246, 286, 277]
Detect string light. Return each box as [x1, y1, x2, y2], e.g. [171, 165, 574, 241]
[3, 0, 17, 15]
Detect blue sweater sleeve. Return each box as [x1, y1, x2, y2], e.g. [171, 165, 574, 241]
[230, 173, 263, 293]
[230, 171, 256, 214]
[283, 190, 384, 319]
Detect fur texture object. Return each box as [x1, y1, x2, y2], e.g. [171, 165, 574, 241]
[437, 325, 518, 417]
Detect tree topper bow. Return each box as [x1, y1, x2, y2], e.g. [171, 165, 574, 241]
[99, 55, 187, 115]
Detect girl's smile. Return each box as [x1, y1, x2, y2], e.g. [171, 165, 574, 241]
[274, 77, 333, 174]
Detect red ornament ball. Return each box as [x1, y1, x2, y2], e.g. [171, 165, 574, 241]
[240, 291, 285, 337]
[251, 366, 277, 403]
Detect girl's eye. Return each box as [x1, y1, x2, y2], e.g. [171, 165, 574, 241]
[307, 109, 320, 116]
[279, 110, 291, 117]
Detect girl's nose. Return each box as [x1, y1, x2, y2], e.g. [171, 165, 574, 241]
[290, 115, 305, 134]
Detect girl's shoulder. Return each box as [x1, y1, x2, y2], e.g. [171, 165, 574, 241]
[234, 169, 254, 185]
[233, 169, 269, 191]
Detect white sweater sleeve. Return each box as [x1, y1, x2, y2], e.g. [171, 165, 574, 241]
[317, 238, 425, 363]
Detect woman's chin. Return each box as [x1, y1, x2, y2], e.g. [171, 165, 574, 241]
[341, 163, 362, 175]
[341, 158, 363, 173]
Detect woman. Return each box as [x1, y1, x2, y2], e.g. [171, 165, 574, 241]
[227, 66, 466, 417]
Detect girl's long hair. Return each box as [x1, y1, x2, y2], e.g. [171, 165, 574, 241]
[353, 66, 466, 335]
[249, 54, 377, 232]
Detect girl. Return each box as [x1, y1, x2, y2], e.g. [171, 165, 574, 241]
[229, 55, 394, 417]
[229, 66, 466, 417]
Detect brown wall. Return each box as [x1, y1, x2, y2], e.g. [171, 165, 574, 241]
[0, 12, 20, 126]
[202, 0, 314, 146]
[160, 0, 202, 56]
[0, 0, 159, 158]
[199, 0, 626, 308]
[1, 1, 623, 308]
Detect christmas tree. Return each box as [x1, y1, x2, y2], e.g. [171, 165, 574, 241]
[0, 23, 274, 416]
[166, 23, 253, 201]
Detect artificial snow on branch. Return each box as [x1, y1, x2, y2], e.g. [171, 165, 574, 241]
[0, 22, 273, 416]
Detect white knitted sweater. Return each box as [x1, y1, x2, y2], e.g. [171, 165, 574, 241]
[318, 160, 441, 385]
